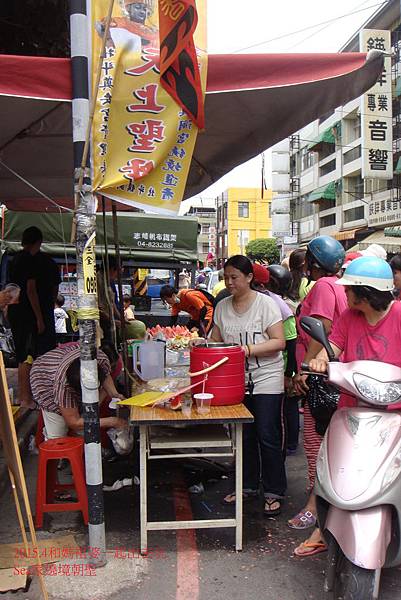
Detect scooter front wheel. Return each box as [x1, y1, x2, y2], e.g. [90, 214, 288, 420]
[328, 535, 376, 600]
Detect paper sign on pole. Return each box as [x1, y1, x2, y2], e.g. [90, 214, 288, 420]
[83, 235, 97, 295]
[360, 30, 393, 180]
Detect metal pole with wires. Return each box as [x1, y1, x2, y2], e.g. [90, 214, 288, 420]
[69, 0, 106, 566]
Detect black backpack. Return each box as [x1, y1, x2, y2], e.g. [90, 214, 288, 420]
[197, 289, 216, 307]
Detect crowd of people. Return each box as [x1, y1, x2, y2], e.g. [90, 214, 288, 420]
[2, 228, 144, 439]
[3, 225, 401, 559]
[162, 237, 401, 557]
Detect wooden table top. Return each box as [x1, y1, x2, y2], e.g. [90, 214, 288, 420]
[129, 403, 253, 426]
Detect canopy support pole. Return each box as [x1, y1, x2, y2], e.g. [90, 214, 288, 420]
[69, 0, 106, 567]
[111, 201, 130, 396]
[101, 196, 118, 349]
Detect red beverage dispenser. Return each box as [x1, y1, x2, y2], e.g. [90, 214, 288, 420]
[189, 343, 245, 406]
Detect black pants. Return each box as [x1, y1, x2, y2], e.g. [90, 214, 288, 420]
[243, 393, 287, 498]
[283, 395, 300, 451]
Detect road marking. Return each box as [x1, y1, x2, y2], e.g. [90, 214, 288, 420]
[173, 473, 199, 600]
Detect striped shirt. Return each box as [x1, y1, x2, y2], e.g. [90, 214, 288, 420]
[30, 344, 110, 415]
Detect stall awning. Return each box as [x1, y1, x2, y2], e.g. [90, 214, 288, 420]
[350, 230, 401, 253]
[1, 211, 199, 263]
[0, 51, 384, 210]
[384, 225, 401, 237]
[334, 228, 364, 241]
[307, 181, 336, 203]
[307, 125, 336, 151]
[394, 157, 401, 175]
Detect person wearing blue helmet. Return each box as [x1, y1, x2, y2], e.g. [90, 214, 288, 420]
[301, 256, 400, 558]
[289, 236, 347, 553]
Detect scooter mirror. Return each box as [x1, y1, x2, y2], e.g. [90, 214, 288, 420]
[300, 316, 336, 361]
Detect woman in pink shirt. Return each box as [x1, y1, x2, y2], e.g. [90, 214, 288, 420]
[301, 256, 397, 557]
[290, 236, 346, 555]
[310, 256, 399, 405]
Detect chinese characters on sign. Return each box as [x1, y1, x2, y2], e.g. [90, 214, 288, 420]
[131, 230, 177, 250]
[91, 0, 207, 214]
[368, 195, 401, 226]
[82, 236, 97, 295]
[360, 30, 393, 180]
[209, 226, 216, 256]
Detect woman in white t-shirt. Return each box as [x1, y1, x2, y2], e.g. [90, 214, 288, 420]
[211, 255, 287, 516]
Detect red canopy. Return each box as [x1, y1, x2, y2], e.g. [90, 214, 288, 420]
[0, 52, 383, 211]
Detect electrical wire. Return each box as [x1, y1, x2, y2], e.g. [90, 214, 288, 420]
[285, 0, 377, 51]
[233, 1, 389, 54]
[0, 159, 73, 213]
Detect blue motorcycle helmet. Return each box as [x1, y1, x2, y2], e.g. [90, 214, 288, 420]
[337, 256, 394, 291]
[306, 236, 345, 275]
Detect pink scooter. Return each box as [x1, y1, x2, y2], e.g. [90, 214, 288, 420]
[300, 316, 401, 600]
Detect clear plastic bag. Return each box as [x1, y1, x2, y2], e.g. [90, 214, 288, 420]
[107, 427, 134, 455]
[146, 377, 189, 392]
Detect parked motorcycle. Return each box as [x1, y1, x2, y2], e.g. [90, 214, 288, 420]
[300, 315, 401, 600]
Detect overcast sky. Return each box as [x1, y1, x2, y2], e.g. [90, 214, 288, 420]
[180, 0, 387, 212]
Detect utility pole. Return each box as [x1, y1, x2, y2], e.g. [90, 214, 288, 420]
[69, 0, 106, 566]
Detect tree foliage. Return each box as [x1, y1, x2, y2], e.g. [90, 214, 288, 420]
[245, 238, 280, 265]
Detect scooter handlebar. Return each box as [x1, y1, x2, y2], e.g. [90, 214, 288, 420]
[300, 362, 328, 377]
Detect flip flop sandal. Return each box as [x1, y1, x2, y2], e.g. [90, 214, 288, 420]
[222, 491, 258, 505]
[263, 498, 282, 516]
[288, 510, 316, 530]
[293, 541, 327, 557]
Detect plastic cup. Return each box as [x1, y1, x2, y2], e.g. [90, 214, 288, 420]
[5, 283, 20, 304]
[181, 395, 192, 417]
[109, 398, 120, 410]
[194, 393, 213, 415]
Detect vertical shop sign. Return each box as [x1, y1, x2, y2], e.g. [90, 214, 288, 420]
[360, 30, 392, 180]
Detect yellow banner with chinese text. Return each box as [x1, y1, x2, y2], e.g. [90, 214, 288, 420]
[91, 0, 207, 214]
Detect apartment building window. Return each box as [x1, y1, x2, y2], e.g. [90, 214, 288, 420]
[300, 147, 314, 171]
[319, 159, 336, 177]
[293, 195, 314, 220]
[201, 223, 210, 234]
[365, 178, 388, 195]
[319, 198, 336, 211]
[343, 145, 361, 165]
[238, 202, 249, 218]
[237, 230, 250, 252]
[290, 154, 298, 177]
[345, 175, 364, 201]
[344, 205, 365, 222]
[202, 243, 210, 254]
[320, 213, 336, 228]
[317, 143, 335, 160]
[352, 118, 361, 141]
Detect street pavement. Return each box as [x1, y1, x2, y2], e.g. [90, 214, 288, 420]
[1, 427, 401, 600]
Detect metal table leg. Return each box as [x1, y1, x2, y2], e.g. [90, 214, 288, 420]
[235, 422, 243, 551]
[139, 425, 148, 555]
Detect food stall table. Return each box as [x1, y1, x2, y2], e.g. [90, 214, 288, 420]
[130, 404, 253, 554]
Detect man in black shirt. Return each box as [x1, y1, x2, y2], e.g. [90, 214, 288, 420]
[8, 227, 60, 408]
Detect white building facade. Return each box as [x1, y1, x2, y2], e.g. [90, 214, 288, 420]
[271, 0, 401, 254]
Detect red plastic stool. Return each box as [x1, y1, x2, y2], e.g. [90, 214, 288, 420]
[35, 437, 89, 528]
